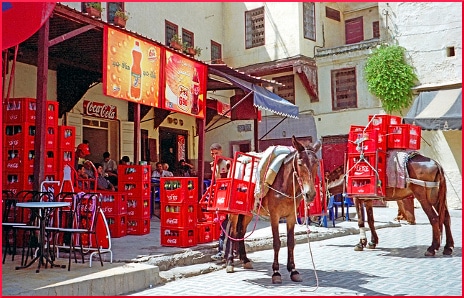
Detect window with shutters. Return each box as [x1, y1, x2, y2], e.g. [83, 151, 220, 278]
[273, 75, 295, 104]
[325, 6, 340, 22]
[245, 7, 265, 49]
[182, 29, 194, 48]
[165, 21, 178, 46]
[107, 2, 123, 23]
[303, 2, 316, 41]
[345, 17, 364, 44]
[211, 41, 222, 64]
[331, 68, 357, 110]
[373, 21, 380, 38]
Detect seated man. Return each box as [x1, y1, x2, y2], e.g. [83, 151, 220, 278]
[94, 163, 116, 191]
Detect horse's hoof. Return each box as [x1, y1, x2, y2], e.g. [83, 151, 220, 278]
[443, 247, 453, 256]
[354, 243, 364, 251]
[226, 265, 235, 273]
[424, 249, 436, 257]
[290, 271, 302, 282]
[272, 272, 282, 284]
[242, 262, 253, 269]
[367, 242, 376, 249]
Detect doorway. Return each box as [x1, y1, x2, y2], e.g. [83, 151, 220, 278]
[159, 127, 188, 173]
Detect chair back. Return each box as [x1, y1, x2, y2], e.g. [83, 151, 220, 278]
[72, 192, 100, 247]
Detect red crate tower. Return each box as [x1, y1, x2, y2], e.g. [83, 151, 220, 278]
[3, 98, 59, 195]
[119, 165, 151, 235]
[159, 177, 198, 247]
[99, 191, 128, 238]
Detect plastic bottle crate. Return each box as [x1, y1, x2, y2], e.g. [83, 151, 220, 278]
[3, 171, 34, 194]
[105, 214, 127, 238]
[119, 165, 151, 182]
[408, 124, 422, 150]
[99, 192, 127, 215]
[160, 203, 197, 228]
[160, 177, 198, 203]
[367, 114, 402, 133]
[347, 129, 378, 154]
[127, 196, 150, 217]
[346, 152, 386, 178]
[197, 222, 214, 244]
[57, 125, 76, 150]
[57, 149, 74, 172]
[120, 181, 150, 198]
[387, 124, 410, 149]
[161, 227, 197, 248]
[3, 98, 37, 123]
[127, 216, 150, 235]
[199, 210, 227, 223]
[3, 147, 36, 171]
[207, 178, 255, 216]
[4, 124, 35, 148]
[346, 176, 385, 196]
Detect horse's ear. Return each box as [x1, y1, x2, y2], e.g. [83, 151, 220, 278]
[312, 140, 322, 152]
[291, 135, 305, 151]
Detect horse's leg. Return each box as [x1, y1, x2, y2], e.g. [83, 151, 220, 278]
[237, 215, 253, 269]
[224, 216, 236, 273]
[401, 196, 416, 224]
[354, 198, 367, 251]
[270, 215, 282, 284]
[442, 208, 454, 255]
[364, 200, 378, 249]
[285, 216, 302, 282]
[413, 187, 441, 256]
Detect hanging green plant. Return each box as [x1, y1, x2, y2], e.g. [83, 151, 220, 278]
[364, 44, 418, 114]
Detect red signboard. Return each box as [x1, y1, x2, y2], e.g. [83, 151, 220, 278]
[103, 26, 162, 107]
[163, 50, 207, 119]
[83, 100, 117, 120]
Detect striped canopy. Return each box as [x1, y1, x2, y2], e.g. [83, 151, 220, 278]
[403, 89, 462, 130]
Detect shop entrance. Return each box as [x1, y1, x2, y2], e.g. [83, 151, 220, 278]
[159, 127, 188, 174]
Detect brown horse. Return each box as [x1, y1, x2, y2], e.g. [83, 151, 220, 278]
[224, 136, 321, 284]
[333, 153, 454, 257]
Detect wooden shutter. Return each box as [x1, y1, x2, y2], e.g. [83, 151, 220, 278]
[345, 17, 363, 44]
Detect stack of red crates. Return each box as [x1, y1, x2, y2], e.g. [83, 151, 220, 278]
[3, 98, 60, 194]
[346, 114, 421, 197]
[119, 165, 151, 235]
[99, 191, 128, 238]
[160, 177, 198, 247]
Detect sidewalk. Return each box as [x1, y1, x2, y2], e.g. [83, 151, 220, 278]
[2, 206, 405, 296]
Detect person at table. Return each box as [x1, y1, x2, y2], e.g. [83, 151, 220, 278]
[94, 163, 116, 191]
[119, 155, 131, 165]
[151, 162, 172, 178]
[177, 159, 194, 177]
[163, 163, 174, 177]
[102, 151, 118, 186]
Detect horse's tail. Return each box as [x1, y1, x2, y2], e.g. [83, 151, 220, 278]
[436, 161, 448, 233]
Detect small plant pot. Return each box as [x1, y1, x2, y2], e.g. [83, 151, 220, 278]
[86, 7, 101, 19]
[114, 16, 126, 28]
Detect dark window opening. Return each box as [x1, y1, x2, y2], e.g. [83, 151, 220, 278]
[373, 21, 380, 38]
[245, 7, 265, 49]
[165, 21, 178, 46]
[182, 29, 194, 48]
[447, 46, 455, 57]
[331, 68, 357, 110]
[273, 75, 295, 104]
[107, 2, 123, 23]
[211, 41, 222, 63]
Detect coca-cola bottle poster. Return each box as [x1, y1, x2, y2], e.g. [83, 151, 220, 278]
[103, 26, 161, 107]
[163, 50, 207, 119]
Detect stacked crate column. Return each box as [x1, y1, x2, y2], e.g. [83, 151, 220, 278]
[119, 165, 151, 235]
[99, 191, 128, 238]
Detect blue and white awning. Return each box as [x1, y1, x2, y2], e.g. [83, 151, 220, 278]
[403, 88, 462, 130]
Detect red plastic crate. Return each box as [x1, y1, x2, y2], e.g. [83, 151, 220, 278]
[126, 197, 150, 217]
[346, 176, 385, 196]
[349, 125, 366, 132]
[45, 125, 58, 149]
[197, 223, 214, 244]
[160, 203, 197, 228]
[2, 171, 34, 194]
[347, 129, 378, 154]
[199, 210, 227, 223]
[57, 125, 76, 150]
[3, 148, 35, 171]
[45, 101, 59, 126]
[161, 227, 197, 248]
[99, 192, 128, 215]
[408, 124, 422, 150]
[160, 177, 199, 203]
[57, 149, 74, 173]
[3, 98, 37, 123]
[207, 178, 255, 216]
[4, 124, 35, 148]
[346, 152, 386, 178]
[105, 214, 127, 238]
[120, 181, 150, 198]
[119, 165, 151, 182]
[127, 216, 151, 235]
[387, 124, 410, 149]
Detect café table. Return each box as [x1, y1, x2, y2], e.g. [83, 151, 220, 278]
[15, 201, 70, 273]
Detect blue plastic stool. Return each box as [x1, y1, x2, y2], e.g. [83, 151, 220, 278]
[328, 194, 354, 227]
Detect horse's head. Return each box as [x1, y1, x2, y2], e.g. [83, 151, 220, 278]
[291, 135, 321, 204]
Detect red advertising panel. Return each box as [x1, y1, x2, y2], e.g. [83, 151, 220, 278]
[103, 26, 162, 107]
[164, 50, 207, 118]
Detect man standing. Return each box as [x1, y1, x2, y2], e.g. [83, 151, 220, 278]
[102, 151, 118, 186]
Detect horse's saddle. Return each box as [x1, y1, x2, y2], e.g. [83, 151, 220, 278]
[386, 150, 419, 188]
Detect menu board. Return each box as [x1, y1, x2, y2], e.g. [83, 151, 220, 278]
[103, 26, 162, 107]
[163, 50, 207, 118]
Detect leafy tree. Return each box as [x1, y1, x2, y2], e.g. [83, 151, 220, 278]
[364, 44, 417, 114]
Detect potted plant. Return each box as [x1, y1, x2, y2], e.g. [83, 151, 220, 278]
[85, 2, 103, 19]
[194, 46, 202, 57]
[169, 35, 183, 51]
[114, 9, 129, 27]
[185, 45, 196, 56]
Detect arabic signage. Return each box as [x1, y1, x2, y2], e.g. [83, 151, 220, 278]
[163, 50, 207, 119]
[83, 100, 117, 120]
[103, 26, 162, 107]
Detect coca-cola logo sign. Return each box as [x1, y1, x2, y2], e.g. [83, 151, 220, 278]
[83, 100, 117, 120]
